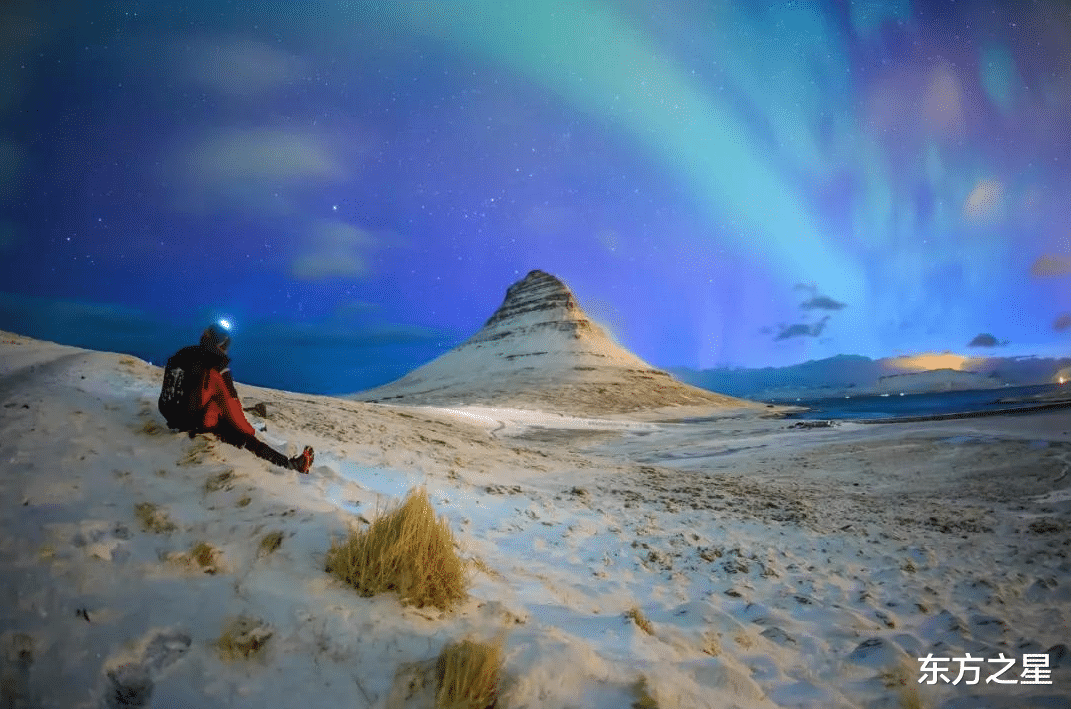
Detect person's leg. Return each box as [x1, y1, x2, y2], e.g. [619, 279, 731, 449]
[242, 436, 295, 469]
[211, 425, 292, 469]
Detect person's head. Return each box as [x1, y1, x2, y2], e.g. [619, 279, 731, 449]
[200, 323, 231, 355]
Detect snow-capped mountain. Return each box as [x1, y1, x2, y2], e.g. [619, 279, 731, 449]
[355, 270, 747, 414]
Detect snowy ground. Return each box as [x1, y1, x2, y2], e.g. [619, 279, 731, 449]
[1, 332, 1069, 708]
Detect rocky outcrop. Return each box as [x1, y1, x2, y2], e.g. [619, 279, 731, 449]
[479, 269, 583, 331]
[354, 270, 748, 414]
[460, 270, 635, 362]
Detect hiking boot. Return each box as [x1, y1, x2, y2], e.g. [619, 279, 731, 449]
[290, 446, 314, 474]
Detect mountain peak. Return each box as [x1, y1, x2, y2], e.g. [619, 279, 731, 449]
[356, 270, 748, 414]
[480, 269, 584, 333]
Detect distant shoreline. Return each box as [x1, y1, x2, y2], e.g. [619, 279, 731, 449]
[857, 398, 1071, 424]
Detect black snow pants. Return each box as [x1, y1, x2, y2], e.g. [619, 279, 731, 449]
[207, 425, 292, 470]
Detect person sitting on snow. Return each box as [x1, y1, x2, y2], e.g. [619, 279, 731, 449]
[158, 322, 314, 473]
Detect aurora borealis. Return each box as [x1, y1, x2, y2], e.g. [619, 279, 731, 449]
[1, 1, 1069, 393]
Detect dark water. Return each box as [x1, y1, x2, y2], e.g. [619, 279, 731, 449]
[769, 383, 1069, 421]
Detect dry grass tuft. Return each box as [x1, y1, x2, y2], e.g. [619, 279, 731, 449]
[470, 557, 504, 581]
[217, 616, 273, 660]
[134, 502, 176, 533]
[258, 531, 284, 557]
[435, 637, 503, 709]
[701, 632, 721, 657]
[899, 688, 924, 709]
[879, 659, 925, 709]
[139, 420, 164, 435]
[167, 542, 222, 574]
[631, 675, 659, 709]
[190, 542, 220, 572]
[325, 486, 468, 611]
[204, 469, 236, 493]
[178, 437, 215, 467]
[626, 607, 654, 636]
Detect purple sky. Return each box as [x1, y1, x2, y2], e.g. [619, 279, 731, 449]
[1, 1, 1069, 394]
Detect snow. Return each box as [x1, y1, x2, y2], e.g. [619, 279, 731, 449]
[1, 331, 1070, 708]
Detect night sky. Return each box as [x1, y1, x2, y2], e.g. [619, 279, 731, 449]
[2, 1, 1070, 394]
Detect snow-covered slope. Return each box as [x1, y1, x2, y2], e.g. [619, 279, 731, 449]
[4, 331, 1070, 708]
[355, 270, 748, 414]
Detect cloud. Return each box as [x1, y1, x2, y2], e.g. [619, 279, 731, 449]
[291, 220, 377, 280]
[887, 353, 971, 372]
[775, 324, 812, 340]
[175, 128, 346, 214]
[186, 128, 344, 183]
[967, 332, 1007, 348]
[1030, 254, 1071, 278]
[799, 295, 846, 311]
[774, 284, 842, 338]
[177, 36, 308, 96]
[793, 283, 846, 311]
[1054, 314, 1071, 332]
[774, 316, 829, 341]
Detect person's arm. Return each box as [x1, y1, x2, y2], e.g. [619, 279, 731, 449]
[202, 368, 256, 436]
[219, 366, 242, 400]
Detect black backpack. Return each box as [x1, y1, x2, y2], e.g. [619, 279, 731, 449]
[158, 346, 208, 431]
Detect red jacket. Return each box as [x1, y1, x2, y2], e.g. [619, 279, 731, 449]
[200, 364, 255, 436]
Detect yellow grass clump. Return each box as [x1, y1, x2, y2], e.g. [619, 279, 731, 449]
[216, 616, 273, 660]
[701, 632, 721, 657]
[626, 606, 654, 636]
[204, 469, 236, 493]
[436, 637, 503, 709]
[325, 486, 468, 611]
[258, 530, 284, 557]
[631, 676, 659, 709]
[880, 659, 926, 709]
[168, 541, 222, 574]
[189, 542, 220, 573]
[134, 502, 176, 534]
[139, 420, 164, 435]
